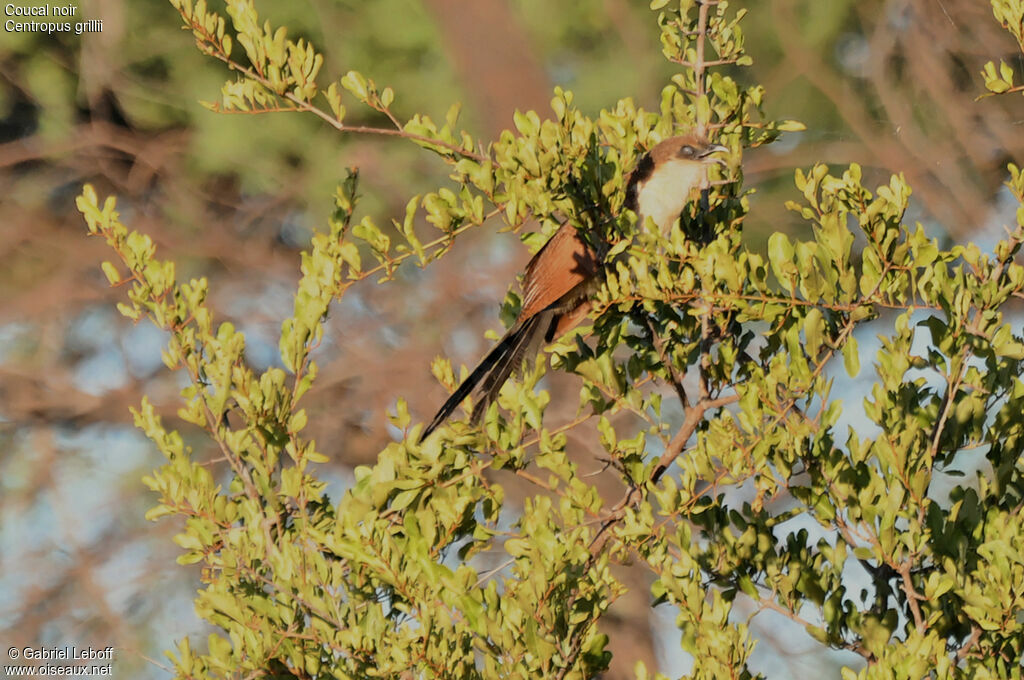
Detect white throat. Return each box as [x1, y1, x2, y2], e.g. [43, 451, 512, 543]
[635, 159, 706, 233]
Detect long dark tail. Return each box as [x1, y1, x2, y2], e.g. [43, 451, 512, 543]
[419, 314, 545, 442]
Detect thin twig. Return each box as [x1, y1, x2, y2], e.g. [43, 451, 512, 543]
[644, 315, 690, 409]
[898, 561, 926, 634]
[183, 15, 487, 163]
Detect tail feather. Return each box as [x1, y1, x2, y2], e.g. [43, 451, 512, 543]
[470, 313, 549, 424]
[419, 316, 541, 442]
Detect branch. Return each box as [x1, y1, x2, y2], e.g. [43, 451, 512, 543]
[643, 315, 690, 409]
[955, 625, 983, 661]
[184, 14, 487, 163]
[756, 596, 873, 661]
[898, 561, 926, 634]
[927, 351, 970, 461]
[653, 393, 739, 484]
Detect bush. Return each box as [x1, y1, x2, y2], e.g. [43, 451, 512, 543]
[79, 0, 1024, 677]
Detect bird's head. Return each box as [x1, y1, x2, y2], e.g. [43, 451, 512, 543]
[650, 133, 730, 166]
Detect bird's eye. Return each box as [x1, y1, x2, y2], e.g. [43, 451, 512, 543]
[681, 145, 695, 157]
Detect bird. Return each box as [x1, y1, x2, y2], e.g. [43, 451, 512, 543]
[418, 132, 729, 442]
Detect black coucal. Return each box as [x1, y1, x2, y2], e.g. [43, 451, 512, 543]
[419, 133, 728, 441]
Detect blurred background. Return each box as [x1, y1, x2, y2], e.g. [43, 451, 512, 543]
[1, 0, 1022, 677]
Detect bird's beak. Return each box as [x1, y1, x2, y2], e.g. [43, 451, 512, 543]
[699, 143, 730, 166]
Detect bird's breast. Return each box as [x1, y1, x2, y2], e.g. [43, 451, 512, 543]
[635, 159, 706, 233]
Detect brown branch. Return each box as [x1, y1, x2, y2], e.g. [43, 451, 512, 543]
[552, 619, 596, 680]
[956, 624, 983, 661]
[898, 561, 926, 634]
[756, 596, 872, 660]
[927, 351, 970, 461]
[653, 393, 739, 484]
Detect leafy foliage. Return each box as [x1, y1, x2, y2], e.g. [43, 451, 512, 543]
[984, 0, 1024, 95]
[79, 0, 1024, 677]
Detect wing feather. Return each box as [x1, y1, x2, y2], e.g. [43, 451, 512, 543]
[519, 223, 598, 320]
